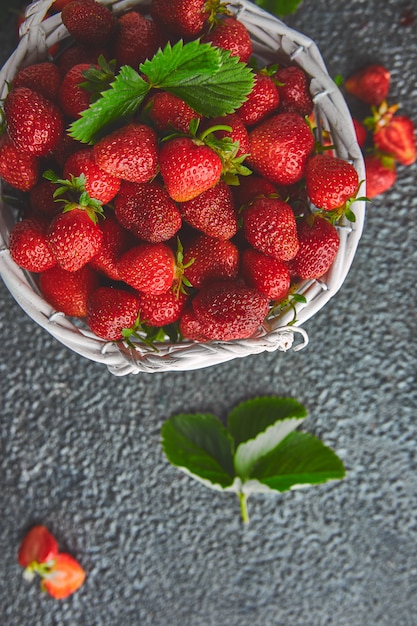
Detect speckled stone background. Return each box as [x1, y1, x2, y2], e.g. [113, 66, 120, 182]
[1, 1, 417, 625]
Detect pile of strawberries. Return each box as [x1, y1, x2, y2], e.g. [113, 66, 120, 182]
[344, 64, 416, 198]
[0, 0, 364, 345]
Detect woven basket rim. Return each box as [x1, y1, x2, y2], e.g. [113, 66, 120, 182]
[0, 0, 366, 375]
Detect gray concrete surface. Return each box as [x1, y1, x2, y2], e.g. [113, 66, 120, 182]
[1, 1, 417, 625]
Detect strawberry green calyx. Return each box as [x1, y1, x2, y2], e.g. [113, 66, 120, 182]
[79, 55, 117, 102]
[43, 169, 105, 223]
[197, 123, 252, 184]
[364, 100, 399, 132]
[173, 238, 194, 297]
[22, 558, 56, 583]
[205, 0, 233, 28]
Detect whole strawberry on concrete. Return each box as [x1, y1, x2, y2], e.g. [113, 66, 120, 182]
[345, 64, 390, 106]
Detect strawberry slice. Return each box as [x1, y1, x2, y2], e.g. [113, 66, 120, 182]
[18, 526, 59, 568]
[42, 553, 86, 600]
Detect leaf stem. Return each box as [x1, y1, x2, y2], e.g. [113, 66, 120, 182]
[238, 491, 249, 524]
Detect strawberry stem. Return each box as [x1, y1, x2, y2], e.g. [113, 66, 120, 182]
[238, 491, 249, 523]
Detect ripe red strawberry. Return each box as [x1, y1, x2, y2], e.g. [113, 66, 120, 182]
[241, 248, 290, 301]
[237, 72, 280, 127]
[93, 123, 159, 184]
[57, 44, 107, 75]
[159, 136, 223, 202]
[179, 306, 208, 341]
[58, 63, 96, 119]
[13, 62, 62, 102]
[114, 180, 182, 242]
[345, 64, 390, 106]
[87, 286, 140, 341]
[179, 180, 237, 239]
[305, 154, 359, 211]
[275, 65, 313, 117]
[191, 280, 270, 341]
[47, 208, 104, 272]
[40, 264, 99, 317]
[29, 179, 62, 218]
[232, 175, 278, 209]
[137, 288, 188, 327]
[61, 0, 116, 46]
[150, 0, 212, 38]
[353, 117, 368, 149]
[9, 217, 56, 272]
[89, 209, 133, 280]
[209, 114, 250, 158]
[293, 215, 340, 280]
[203, 16, 253, 63]
[4, 87, 64, 157]
[183, 234, 239, 288]
[374, 115, 416, 166]
[0, 134, 39, 191]
[147, 91, 202, 134]
[18, 526, 58, 568]
[243, 197, 299, 261]
[247, 113, 315, 185]
[50, 132, 81, 169]
[114, 11, 168, 68]
[364, 153, 397, 198]
[42, 553, 86, 600]
[117, 243, 175, 294]
[63, 149, 121, 204]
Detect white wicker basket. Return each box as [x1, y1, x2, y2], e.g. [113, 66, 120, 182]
[0, 0, 365, 375]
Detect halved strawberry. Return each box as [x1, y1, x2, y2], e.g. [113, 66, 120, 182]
[18, 526, 58, 568]
[42, 553, 86, 600]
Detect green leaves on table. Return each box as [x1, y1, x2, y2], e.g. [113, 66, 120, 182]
[70, 39, 254, 144]
[161, 396, 345, 523]
[252, 0, 304, 18]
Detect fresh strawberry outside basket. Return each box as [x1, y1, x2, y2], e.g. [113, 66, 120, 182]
[0, 0, 366, 375]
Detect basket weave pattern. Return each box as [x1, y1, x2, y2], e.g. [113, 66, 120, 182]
[0, 0, 365, 375]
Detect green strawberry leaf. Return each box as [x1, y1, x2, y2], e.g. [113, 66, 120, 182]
[228, 396, 307, 479]
[69, 65, 150, 144]
[228, 396, 307, 449]
[161, 397, 345, 523]
[161, 413, 235, 490]
[70, 40, 254, 144]
[250, 431, 346, 491]
[167, 47, 254, 117]
[253, 0, 303, 18]
[139, 39, 221, 88]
